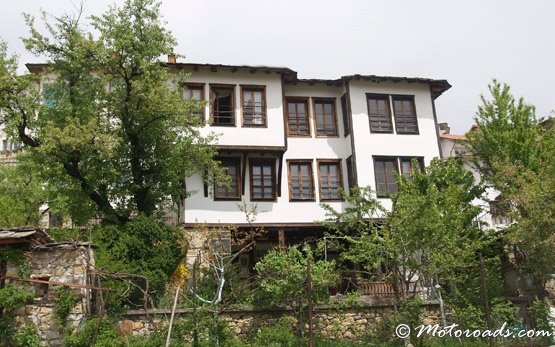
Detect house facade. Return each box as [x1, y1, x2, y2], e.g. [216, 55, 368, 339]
[173, 60, 451, 263]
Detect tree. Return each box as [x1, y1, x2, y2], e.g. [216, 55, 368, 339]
[324, 159, 488, 301]
[0, 0, 221, 224]
[468, 80, 555, 297]
[255, 245, 339, 336]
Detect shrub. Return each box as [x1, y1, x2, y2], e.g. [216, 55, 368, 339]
[253, 318, 297, 347]
[92, 215, 183, 312]
[54, 286, 78, 327]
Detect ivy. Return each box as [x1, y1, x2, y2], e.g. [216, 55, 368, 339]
[54, 286, 78, 327]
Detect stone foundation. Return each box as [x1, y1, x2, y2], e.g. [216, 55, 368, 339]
[120, 300, 440, 340]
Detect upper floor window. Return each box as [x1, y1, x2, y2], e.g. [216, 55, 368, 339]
[241, 86, 266, 127]
[250, 159, 276, 201]
[392, 95, 418, 134]
[288, 160, 315, 201]
[313, 98, 338, 137]
[183, 83, 205, 119]
[367, 94, 393, 133]
[214, 158, 241, 200]
[210, 84, 235, 126]
[42, 83, 58, 108]
[286, 98, 310, 136]
[318, 160, 343, 201]
[374, 156, 424, 196]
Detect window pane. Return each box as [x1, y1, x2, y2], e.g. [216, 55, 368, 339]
[287, 99, 310, 136]
[374, 158, 397, 195]
[289, 162, 314, 200]
[215, 158, 240, 199]
[392, 96, 418, 134]
[314, 100, 337, 136]
[243, 88, 266, 126]
[367, 95, 392, 133]
[251, 161, 275, 200]
[212, 87, 234, 125]
[319, 162, 341, 200]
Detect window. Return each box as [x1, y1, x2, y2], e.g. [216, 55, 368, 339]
[367, 94, 393, 133]
[313, 98, 338, 136]
[490, 198, 512, 225]
[288, 161, 315, 201]
[399, 157, 424, 178]
[341, 94, 351, 137]
[318, 160, 343, 201]
[286, 98, 310, 136]
[241, 86, 266, 126]
[250, 159, 276, 201]
[214, 158, 241, 200]
[210, 85, 235, 126]
[374, 156, 424, 196]
[183, 84, 205, 119]
[374, 158, 398, 196]
[42, 83, 58, 108]
[392, 95, 418, 134]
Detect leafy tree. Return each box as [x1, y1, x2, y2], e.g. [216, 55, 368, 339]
[324, 159, 488, 302]
[467, 80, 555, 298]
[255, 246, 339, 335]
[0, 0, 221, 224]
[0, 163, 45, 227]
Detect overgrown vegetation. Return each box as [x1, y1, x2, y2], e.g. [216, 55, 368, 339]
[54, 286, 78, 327]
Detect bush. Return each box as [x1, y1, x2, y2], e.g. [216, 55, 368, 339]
[13, 323, 41, 347]
[54, 286, 78, 327]
[253, 318, 297, 347]
[93, 215, 183, 312]
[63, 316, 126, 347]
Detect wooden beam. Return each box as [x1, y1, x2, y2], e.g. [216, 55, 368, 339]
[1, 275, 113, 291]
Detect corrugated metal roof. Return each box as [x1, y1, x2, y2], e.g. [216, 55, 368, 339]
[0, 228, 54, 244]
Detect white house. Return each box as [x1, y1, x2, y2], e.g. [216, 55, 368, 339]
[170, 59, 451, 267]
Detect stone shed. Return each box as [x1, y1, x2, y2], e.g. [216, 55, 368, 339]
[0, 228, 96, 346]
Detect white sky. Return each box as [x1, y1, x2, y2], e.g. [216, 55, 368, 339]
[1, 0, 554, 133]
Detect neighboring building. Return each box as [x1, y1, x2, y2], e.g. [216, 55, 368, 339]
[163, 59, 451, 269]
[438, 123, 512, 230]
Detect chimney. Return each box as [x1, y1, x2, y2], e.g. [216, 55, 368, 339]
[167, 54, 176, 64]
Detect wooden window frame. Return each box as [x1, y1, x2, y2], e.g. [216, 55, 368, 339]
[313, 98, 339, 137]
[392, 95, 419, 135]
[209, 84, 236, 127]
[285, 97, 311, 137]
[317, 159, 344, 202]
[249, 158, 277, 201]
[373, 156, 399, 198]
[287, 160, 315, 202]
[366, 93, 393, 133]
[183, 83, 206, 120]
[241, 85, 267, 127]
[214, 157, 242, 201]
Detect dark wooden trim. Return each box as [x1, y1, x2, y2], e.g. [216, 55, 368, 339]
[391, 94, 419, 135]
[344, 81, 358, 188]
[249, 158, 277, 202]
[346, 155, 355, 194]
[316, 159, 344, 202]
[312, 97, 339, 137]
[285, 97, 311, 137]
[241, 152, 248, 196]
[429, 85, 443, 158]
[209, 84, 236, 127]
[240, 85, 267, 127]
[340, 94, 351, 137]
[216, 145, 286, 152]
[203, 169, 208, 197]
[277, 153, 284, 197]
[281, 79, 289, 150]
[214, 157, 242, 201]
[366, 93, 394, 134]
[286, 159, 316, 202]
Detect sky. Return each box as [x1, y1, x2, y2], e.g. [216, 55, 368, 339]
[1, 0, 554, 133]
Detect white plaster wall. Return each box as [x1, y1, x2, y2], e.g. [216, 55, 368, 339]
[348, 80, 441, 209]
[176, 68, 285, 148]
[184, 82, 354, 224]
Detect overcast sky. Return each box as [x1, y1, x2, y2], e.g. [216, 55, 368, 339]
[1, 0, 554, 133]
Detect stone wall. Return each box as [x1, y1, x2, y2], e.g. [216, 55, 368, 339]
[6, 244, 93, 346]
[119, 300, 440, 340]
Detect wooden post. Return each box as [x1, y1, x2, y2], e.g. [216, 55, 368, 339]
[278, 230, 285, 249]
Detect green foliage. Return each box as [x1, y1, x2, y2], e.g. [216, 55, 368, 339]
[528, 298, 554, 344]
[93, 215, 183, 312]
[54, 286, 78, 327]
[255, 245, 339, 310]
[0, 285, 35, 346]
[63, 316, 126, 347]
[0, 0, 223, 224]
[253, 318, 298, 347]
[0, 163, 45, 227]
[12, 323, 41, 347]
